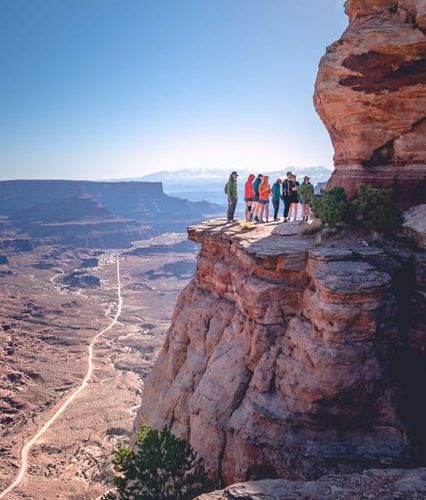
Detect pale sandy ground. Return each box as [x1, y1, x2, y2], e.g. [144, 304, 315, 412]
[0, 237, 196, 499]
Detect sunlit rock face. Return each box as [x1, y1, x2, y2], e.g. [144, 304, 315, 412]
[314, 0, 426, 206]
[135, 221, 425, 485]
[195, 468, 426, 500]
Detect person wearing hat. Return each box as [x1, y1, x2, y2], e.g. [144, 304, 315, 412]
[225, 171, 239, 222]
[281, 171, 293, 222]
[288, 174, 300, 222]
[298, 175, 314, 222]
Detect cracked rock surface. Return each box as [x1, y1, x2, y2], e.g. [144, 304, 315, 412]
[196, 468, 426, 499]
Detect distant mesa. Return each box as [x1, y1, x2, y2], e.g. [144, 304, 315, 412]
[314, 0, 426, 206]
[125, 240, 198, 256]
[0, 180, 221, 249]
[13, 192, 115, 223]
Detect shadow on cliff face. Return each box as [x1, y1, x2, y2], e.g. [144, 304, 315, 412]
[387, 253, 426, 464]
[254, 222, 426, 466]
[137, 219, 426, 484]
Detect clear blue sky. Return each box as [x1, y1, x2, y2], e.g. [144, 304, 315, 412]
[0, 0, 347, 180]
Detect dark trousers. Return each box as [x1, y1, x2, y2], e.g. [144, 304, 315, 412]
[283, 195, 291, 218]
[272, 200, 280, 219]
[227, 198, 237, 220]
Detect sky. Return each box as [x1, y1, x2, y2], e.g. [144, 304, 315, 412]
[0, 0, 347, 180]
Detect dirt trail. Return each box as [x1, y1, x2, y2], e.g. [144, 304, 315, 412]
[0, 256, 122, 499]
[49, 268, 64, 284]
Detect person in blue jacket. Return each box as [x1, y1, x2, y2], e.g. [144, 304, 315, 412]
[271, 178, 283, 221]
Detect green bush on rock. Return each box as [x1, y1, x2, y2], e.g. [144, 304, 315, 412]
[103, 426, 216, 500]
[351, 184, 402, 234]
[311, 187, 350, 226]
[311, 184, 402, 235]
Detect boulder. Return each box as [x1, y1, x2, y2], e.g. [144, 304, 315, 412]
[196, 468, 426, 499]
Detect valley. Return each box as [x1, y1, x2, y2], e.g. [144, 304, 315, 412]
[0, 233, 197, 499]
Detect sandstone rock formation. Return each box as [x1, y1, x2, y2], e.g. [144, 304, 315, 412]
[196, 467, 426, 499]
[135, 220, 425, 484]
[314, 0, 426, 206]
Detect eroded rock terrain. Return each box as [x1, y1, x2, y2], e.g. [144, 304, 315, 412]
[314, 0, 426, 205]
[136, 219, 425, 485]
[0, 234, 196, 499]
[196, 467, 426, 499]
[0, 180, 220, 246]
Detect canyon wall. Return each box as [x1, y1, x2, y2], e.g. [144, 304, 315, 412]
[0, 180, 221, 248]
[0, 180, 218, 225]
[135, 220, 425, 484]
[314, 0, 426, 206]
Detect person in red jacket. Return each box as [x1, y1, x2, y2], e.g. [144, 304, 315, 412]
[258, 175, 271, 223]
[244, 173, 255, 222]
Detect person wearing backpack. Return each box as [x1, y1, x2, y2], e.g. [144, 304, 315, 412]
[224, 171, 239, 222]
[271, 178, 282, 221]
[281, 171, 293, 222]
[252, 173, 263, 222]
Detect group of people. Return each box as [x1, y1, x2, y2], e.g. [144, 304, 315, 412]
[225, 171, 314, 223]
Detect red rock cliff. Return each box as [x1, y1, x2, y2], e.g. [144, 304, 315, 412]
[135, 221, 425, 484]
[314, 0, 426, 206]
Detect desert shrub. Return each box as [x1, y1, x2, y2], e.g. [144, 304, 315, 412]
[103, 426, 216, 500]
[311, 187, 350, 226]
[351, 184, 402, 234]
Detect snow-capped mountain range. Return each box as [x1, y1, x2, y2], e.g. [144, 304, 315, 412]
[111, 166, 333, 206]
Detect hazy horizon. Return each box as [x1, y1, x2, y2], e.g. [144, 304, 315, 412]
[0, 164, 334, 183]
[0, 0, 347, 180]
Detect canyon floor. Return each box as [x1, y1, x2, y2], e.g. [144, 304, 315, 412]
[0, 234, 197, 499]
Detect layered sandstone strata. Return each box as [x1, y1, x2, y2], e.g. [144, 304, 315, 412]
[135, 220, 425, 484]
[314, 0, 426, 206]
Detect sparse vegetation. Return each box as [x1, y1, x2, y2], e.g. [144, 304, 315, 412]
[311, 187, 350, 226]
[103, 426, 216, 500]
[311, 184, 402, 236]
[350, 184, 402, 234]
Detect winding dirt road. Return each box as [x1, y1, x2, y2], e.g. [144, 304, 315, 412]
[0, 256, 122, 499]
[49, 268, 64, 284]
